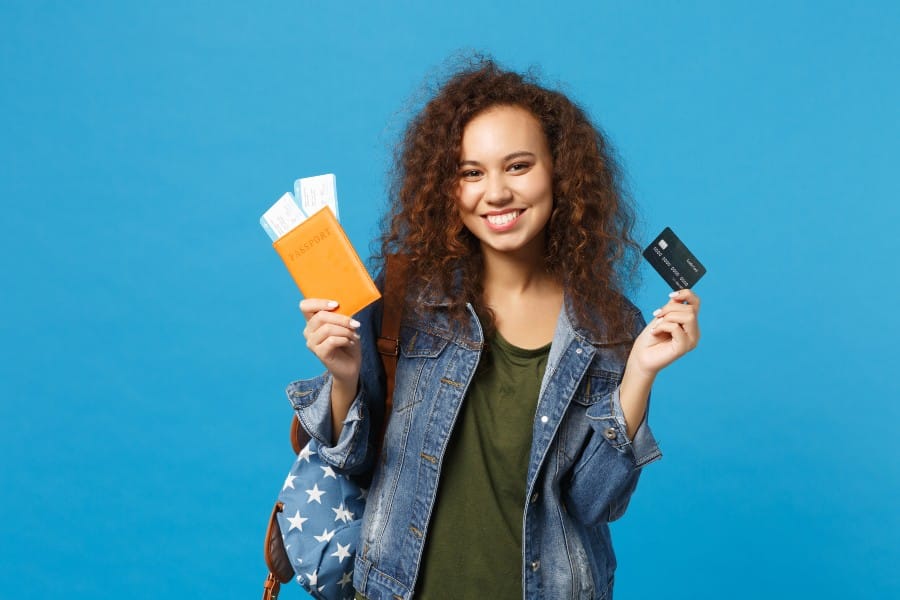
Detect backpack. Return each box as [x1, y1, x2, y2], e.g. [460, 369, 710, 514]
[262, 257, 406, 600]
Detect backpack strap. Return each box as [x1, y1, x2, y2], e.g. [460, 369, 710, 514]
[262, 501, 293, 599]
[289, 415, 307, 456]
[375, 253, 408, 445]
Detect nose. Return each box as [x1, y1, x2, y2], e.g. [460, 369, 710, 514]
[484, 174, 512, 206]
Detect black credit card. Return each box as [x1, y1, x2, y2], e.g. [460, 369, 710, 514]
[642, 227, 706, 290]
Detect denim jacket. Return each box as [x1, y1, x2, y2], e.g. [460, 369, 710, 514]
[288, 290, 662, 600]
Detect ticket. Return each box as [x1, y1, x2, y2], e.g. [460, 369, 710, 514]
[261, 174, 341, 241]
[295, 174, 339, 221]
[260, 192, 305, 241]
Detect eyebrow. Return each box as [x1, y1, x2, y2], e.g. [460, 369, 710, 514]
[458, 151, 536, 167]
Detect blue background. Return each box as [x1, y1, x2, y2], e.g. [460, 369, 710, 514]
[2, 1, 897, 598]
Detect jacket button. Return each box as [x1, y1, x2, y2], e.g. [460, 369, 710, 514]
[291, 391, 302, 398]
[540, 415, 549, 424]
[603, 427, 617, 440]
[531, 560, 541, 571]
[575, 348, 583, 354]
[530, 492, 539, 504]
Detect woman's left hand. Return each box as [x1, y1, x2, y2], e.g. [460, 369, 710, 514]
[627, 288, 702, 378]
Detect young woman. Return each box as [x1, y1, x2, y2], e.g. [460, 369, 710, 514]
[291, 59, 701, 600]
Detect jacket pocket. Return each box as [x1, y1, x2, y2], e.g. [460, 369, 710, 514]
[392, 325, 451, 412]
[572, 368, 629, 453]
[571, 368, 621, 407]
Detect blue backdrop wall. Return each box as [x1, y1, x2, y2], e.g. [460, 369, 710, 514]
[1, 1, 897, 598]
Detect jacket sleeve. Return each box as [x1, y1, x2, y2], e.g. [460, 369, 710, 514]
[565, 309, 662, 525]
[285, 290, 387, 475]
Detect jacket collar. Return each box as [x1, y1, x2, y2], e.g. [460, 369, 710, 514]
[417, 282, 636, 347]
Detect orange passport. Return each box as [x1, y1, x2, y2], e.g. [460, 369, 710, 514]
[272, 207, 381, 317]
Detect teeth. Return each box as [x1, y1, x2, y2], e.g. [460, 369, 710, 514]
[486, 211, 520, 226]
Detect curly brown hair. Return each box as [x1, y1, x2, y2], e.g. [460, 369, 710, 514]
[377, 56, 642, 344]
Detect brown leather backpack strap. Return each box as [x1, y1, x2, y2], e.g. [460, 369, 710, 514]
[262, 573, 280, 600]
[289, 415, 310, 455]
[263, 501, 295, 597]
[376, 254, 408, 448]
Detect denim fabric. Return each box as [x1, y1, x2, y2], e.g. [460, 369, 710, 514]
[287, 290, 661, 600]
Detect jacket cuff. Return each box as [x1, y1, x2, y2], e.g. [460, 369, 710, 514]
[285, 373, 370, 472]
[604, 386, 662, 468]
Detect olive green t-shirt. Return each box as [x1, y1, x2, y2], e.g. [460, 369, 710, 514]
[413, 332, 550, 599]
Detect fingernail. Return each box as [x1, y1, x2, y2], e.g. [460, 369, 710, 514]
[326, 300, 339, 309]
[668, 291, 679, 298]
[652, 309, 662, 317]
[350, 319, 361, 328]
[353, 332, 361, 340]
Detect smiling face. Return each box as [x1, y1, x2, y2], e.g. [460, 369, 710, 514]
[455, 105, 554, 262]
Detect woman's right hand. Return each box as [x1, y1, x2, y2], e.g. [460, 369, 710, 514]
[300, 299, 362, 388]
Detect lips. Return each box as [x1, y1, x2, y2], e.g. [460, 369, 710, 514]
[483, 209, 524, 231]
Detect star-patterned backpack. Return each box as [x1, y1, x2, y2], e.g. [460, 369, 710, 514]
[263, 257, 406, 600]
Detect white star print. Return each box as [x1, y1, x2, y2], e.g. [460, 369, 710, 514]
[320, 465, 337, 479]
[283, 473, 297, 490]
[298, 444, 316, 463]
[331, 504, 344, 522]
[330, 542, 351, 563]
[286, 510, 308, 532]
[306, 483, 326, 504]
[332, 503, 354, 523]
[305, 570, 318, 586]
[357, 487, 368, 501]
[314, 528, 335, 543]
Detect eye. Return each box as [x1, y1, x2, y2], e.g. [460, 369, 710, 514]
[459, 168, 482, 180]
[508, 162, 532, 173]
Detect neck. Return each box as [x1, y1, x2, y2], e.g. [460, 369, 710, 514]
[480, 243, 559, 299]
[478, 242, 565, 348]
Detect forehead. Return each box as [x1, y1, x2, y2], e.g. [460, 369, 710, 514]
[460, 105, 549, 158]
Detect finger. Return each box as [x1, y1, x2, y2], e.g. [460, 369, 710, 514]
[317, 334, 359, 352]
[655, 311, 700, 344]
[299, 298, 340, 320]
[649, 320, 691, 353]
[307, 333, 359, 361]
[652, 302, 695, 318]
[306, 310, 362, 332]
[667, 288, 701, 312]
[305, 323, 362, 349]
[655, 310, 696, 326]
[653, 291, 701, 319]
